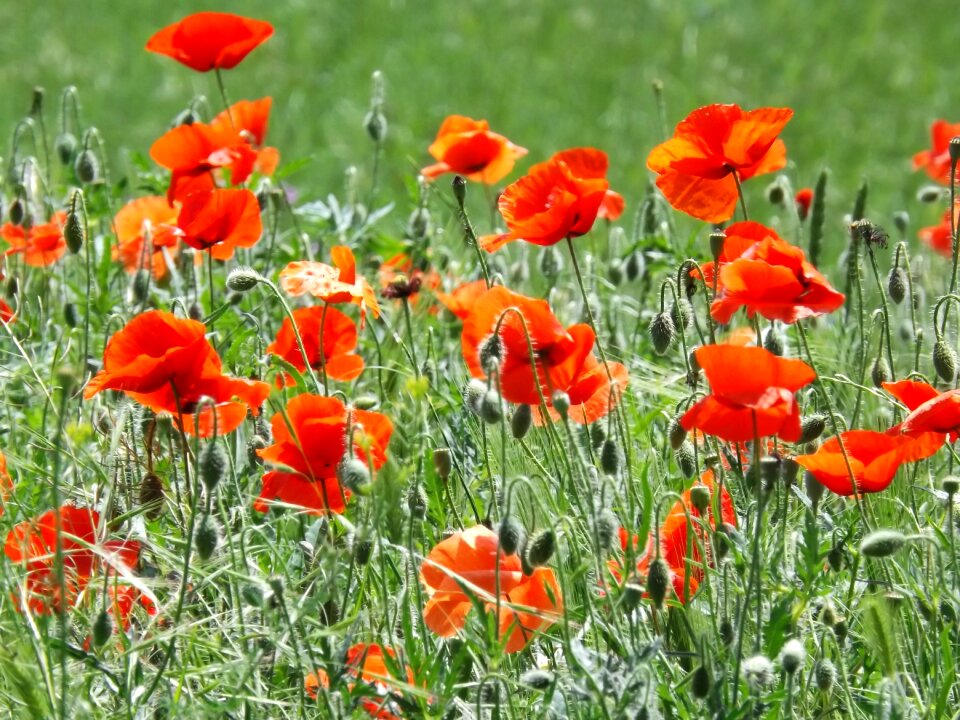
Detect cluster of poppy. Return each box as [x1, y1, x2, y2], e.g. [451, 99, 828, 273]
[915, 119, 960, 258]
[1, 211, 68, 267]
[305, 643, 416, 719]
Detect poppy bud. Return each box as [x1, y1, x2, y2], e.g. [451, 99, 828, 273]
[827, 544, 845, 571]
[607, 260, 624, 286]
[338, 458, 371, 492]
[625, 250, 644, 282]
[511, 404, 532, 440]
[951, 136, 960, 165]
[5, 277, 17, 299]
[763, 327, 785, 356]
[127, 270, 150, 305]
[595, 510, 619, 552]
[8, 197, 25, 226]
[943, 476, 960, 497]
[63, 302, 80, 329]
[551, 390, 570, 418]
[720, 617, 734, 646]
[140, 472, 164, 519]
[804, 470, 826, 511]
[480, 389, 504, 424]
[498, 516, 526, 556]
[188, 303, 203, 321]
[64, 208, 84, 254]
[859, 529, 907, 558]
[91, 609, 112, 649]
[814, 659, 836, 692]
[917, 185, 945, 203]
[194, 513, 219, 561]
[886, 266, 907, 305]
[247, 434, 268, 466]
[450, 175, 468, 206]
[350, 395, 378, 411]
[523, 529, 555, 571]
[479, 334, 504, 371]
[600, 439, 620, 475]
[676, 440, 696, 479]
[519, 669, 555, 690]
[226, 267, 262, 292]
[691, 665, 711, 699]
[74, 149, 100, 184]
[433, 448, 452, 481]
[893, 211, 909, 236]
[798, 414, 826, 444]
[690, 484, 711, 513]
[364, 110, 387, 142]
[649, 312, 676, 355]
[709, 230, 726, 262]
[780, 639, 805, 674]
[667, 416, 687, 450]
[407, 206, 431, 240]
[871, 357, 890, 388]
[51, 131, 77, 167]
[199, 442, 228, 494]
[464, 378, 487, 415]
[646, 556, 671, 608]
[670, 298, 692, 330]
[933, 340, 958, 382]
[406, 484, 427, 519]
[354, 538, 373, 566]
[539, 245, 563, 280]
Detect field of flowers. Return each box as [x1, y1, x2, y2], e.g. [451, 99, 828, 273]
[2, 7, 960, 720]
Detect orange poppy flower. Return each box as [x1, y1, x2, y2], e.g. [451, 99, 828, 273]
[795, 187, 814, 221]
[896, 388, 960, 438]
[1, 211, 67, 267]
[210, 97, 281, 177]
[680, 345, 815, 443]
[420, 525, 563, 653]
[646, 104, 792, 223]
[280, 246, 381, 326]
[254, 394, 392, 515]
[84, 310, 270, 437]
[113, 196, 182, 280]
[434, 279, 489, 320]
[305, 643, 415, 719]
[691, 221, 773, 286]
[265, 305, 364, 386]
[913, 119, 960, 184]
[422, 115, 527, 184]
[4, 506, 152, 618]
[0, 449, 11, 516]
[0, 298, 15, 324]
[461, 286, 627, 424]
[146, 12, 273, 72]
[611, 469, 736, 603]
[919, 203, 959, 258]
[794, 430, 944, 497]
[479, 153, 609, 252]
[549, 148, 625, 221]
[177, 188, 262, 260]
[710, 223, 844, 324]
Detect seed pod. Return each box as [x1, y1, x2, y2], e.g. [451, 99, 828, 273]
[519, 669, 554, 690]
[763, 328, 785, 356]
[646, 556, 671, 608]
[625, 250, 644, 281]
[595, 510, 619, 552]
[199, 442, 228, 494]
[74, 149, 100, 184]
[860, 529, 907, 558]
[814, 659, 836, 692]
[480, 389, 504, 424]
[933, 340, 958, 383]
[600, 439, 620, 475]
[798, 414, 826, 444]
[338, 458, 371, 492]
[523, 529, 555, 572]
[887, 266, 907, 304]
[140, 472, 165, 519]
[433, 448, 452, 481]
[871, 357, 890, 388]
[690, 484, 711, 513]
[91, 610, 112, 649]
[63, 302, 80, 329]
[498, 516, 526, 556]
[649, 312, 675, 355]
[691, 665, 711, 700]
[194, 514, 218, 561]
[64, 206, 85, 254]
[676, 440, 696, 479]
[55, 132, 78, 165]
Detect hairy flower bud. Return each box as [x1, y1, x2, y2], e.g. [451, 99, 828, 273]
[676, 440, 696, 479]
[480, 389, 504, 424]
[860, 529, 907, 558]
[798, 414, 826, 444]
[91, 610, 112, 649]
[74, 148, 100, 184]
[625, 250, 644, 282]
[199, 442, 228, 494]
[814, 659, 836, 692]
[649, 312, 675, 355]
[600, 439, 620, 475]
[595, 509, 619, 552]
[523, 529, 555, 572]
[498, 516, 526, 556]
[226, 267, 262, 292]
[646, 556, 671, 608]
[511, 404, 533, 440]
[55, 132, 78, 165]
[933, 340, 958, 383]
[194, 514, 219, 561]
[433, 448, 452, 481]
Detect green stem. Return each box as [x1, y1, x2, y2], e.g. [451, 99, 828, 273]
[214, 68, 235, 127]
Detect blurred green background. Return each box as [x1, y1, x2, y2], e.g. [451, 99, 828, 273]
[2, 0, 957, 232]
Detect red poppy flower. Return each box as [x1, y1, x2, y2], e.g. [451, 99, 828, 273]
[420, 525, 563, 653]
[691, 221, 773, 286]
[646, 104, 792, 223]
[265, 305, 364, 386]
[280, 246, 381, 326]
[422, 115, 527, 184]
[4, 506, 153, 618]
[680, 345, 815, 443]
[83, 310, 270, 437]
[177, 188, 262, 260]
[254, 394, 392, 515]
[549, 148, 625, 221]
[146, 12, 273, 72]
[479, 153, 609, 252]
[210, 98, 281, 177]
[913, 119, 960, 184]
[461, 286, 628, 424]
[2, 211, 68, 267]
[113, 196, 182, 280]
[897, 388, 960, 438]
[918, 203, 959, 258]
[434, 279, 489, 320]
[0, 298, 15, 324]
[709, 222, 844, 324]
[795, 187, 814, 221]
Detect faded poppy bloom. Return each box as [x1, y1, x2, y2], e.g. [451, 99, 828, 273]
[794, 430, 943, 497]
[305, 643, 416, 719]
[681, 345, 815, 443]
[612, 470, 737, 602]
[266, 306, 364, 386]
[709, 222, 845, 324]
[461, 286, 628, 424]
[1, 211, 67, 267]
[434, 279, 489, 320]
[146, 12, 273, 72]
[254, 394, 392, 515]
[550, 148, 625, 221]
[4, 505, 153, 618]
[177, 188, 262, 260]
[918, 203, 959, 258]
[422, 115, 527, 184]
[0, 298, 15, 324]
[280, 246, 381, 326]
[113, 196, 182, 280]
[913, 119, 960, 183]
[795, 187, 814, 221]
[377, 254, 441, 304]
[480, 152, 609, 252]
[84, 310, 270, 436]
[647, 103, 793, 223]
[420, 524, 563, 653]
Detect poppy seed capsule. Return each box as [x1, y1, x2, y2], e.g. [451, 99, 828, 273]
[676, 441, 696, 479]
[480, 390, 504, 424]
[860, 529, 907, 558]
[709, 230, 726, 262]
[649, 312, 676, 355]
[338, 458, 371, 492]
[668, 416, 688, 450]
[194, 514, 219, 561]
[814, 659, 836, 692]
[871, 357, 890, 388]
[798, 414, 827, 444]
[933, 340, 958, 382]
[199, 442, 228, 494]
[74, 149, 100, 184]
[600, 439, 620, 475]
[646, 556, 671, 608]
[950, 136, 960, 164]
[433, 448, 452, 481]
[524, 529, 555, 570]
[91, 610, 112, 649]
[55, 132, 78, 165]
[691, 665, 711, 700]
[596, 510, 620, 552]
[498, 516, 526, 556]
[226, 267, 262, 292]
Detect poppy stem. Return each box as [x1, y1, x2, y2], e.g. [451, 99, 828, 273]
[944, 154, 959, 333]
[452, 179, 492, 288]
[214, 68, 235, 128]
[731, 170, 749, 221]
[49, 387, 71, 720]
[865, 243, 896, 380]
[565, 236, 616, 387]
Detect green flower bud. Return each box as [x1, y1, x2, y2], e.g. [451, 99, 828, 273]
[64, 205, 85, 254]
[338, 458, 371, 492]
[649, 312, 675, 355]
[933, 340, 958, 383]
[871, 357, 890, 388]
[511, 404, 533, 440]
[625, 250, 644, 282]
[480, 389, 504, 424]
[433, 448, 452, 481]
[498, 516, 526, 556]
[860, 529, 907, 558]
[523, 529, 555, 572]
[199, 442, 228, 494]
[55, 132, 78, 165]
[799, 414, 826, 444]
[194, 514, 219, 561]
[690, 484, 711, 513]
[74, 149, 100, 184]
[91, 610, 112, 649]
[63, 302, 80, 329]
[646, 556, 671, 608]
[691, 665, 711, 700]
[600, 439, 620, 475]
[814, 659, 836, 692]
[226, 267, 262, 292]
[550, 390, 570, 418]
[676, 440, 696, 479]
[887, 266, 907, 305]
[519, 669, 554, 690]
